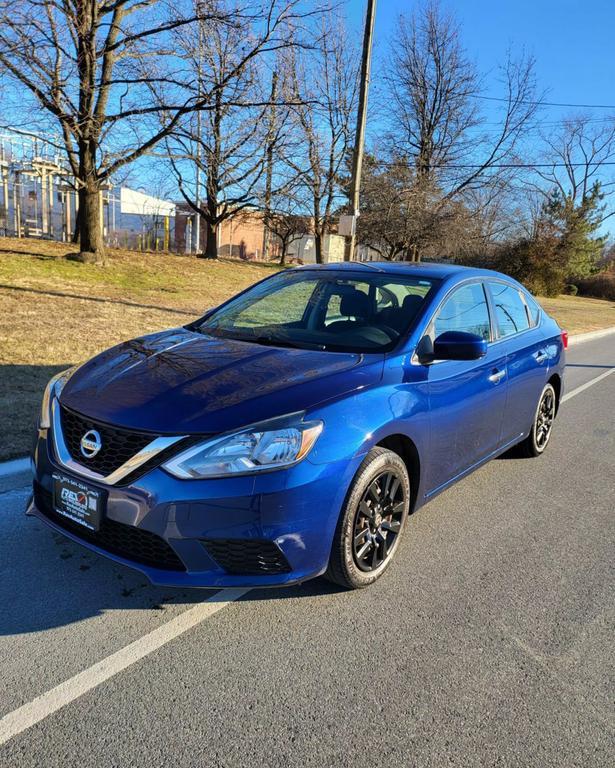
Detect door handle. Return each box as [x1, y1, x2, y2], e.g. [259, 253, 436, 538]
[535, 350, 548, 363]
[488, 369, 506, 384]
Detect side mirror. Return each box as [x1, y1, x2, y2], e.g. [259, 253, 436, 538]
[433, 331, 488, 361]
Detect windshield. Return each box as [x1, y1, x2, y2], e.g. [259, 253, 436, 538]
[196, 269, 438, 353]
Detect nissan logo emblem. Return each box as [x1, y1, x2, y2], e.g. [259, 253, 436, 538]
[80, 429, 102, 459]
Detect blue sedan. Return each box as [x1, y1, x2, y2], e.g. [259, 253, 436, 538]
[27, 262, 566, 589]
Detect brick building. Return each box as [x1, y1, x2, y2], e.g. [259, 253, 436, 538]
[174, 205, 346, 262]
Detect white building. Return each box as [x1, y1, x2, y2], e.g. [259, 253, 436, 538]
[0, 130, 175, 250]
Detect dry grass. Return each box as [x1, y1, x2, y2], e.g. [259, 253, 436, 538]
[1, 236, 614, 461]
[0, 238, 279, 460]
[538, 294, 615, 335]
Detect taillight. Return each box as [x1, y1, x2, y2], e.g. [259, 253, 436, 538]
[561, 331, 568, 350]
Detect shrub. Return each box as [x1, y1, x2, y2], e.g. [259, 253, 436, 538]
[577, 273, 615, 301]
[565, 284, 578, 296]
[490, 236, 567, 297]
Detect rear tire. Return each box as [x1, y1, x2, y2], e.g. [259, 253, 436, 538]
[325, 447, 410, 589]
[518, 382, 557, 458]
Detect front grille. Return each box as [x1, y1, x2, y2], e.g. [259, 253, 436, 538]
[201, 538, 292, 575]
[34, 482, 186, 571]
[59, 405, 155, 477]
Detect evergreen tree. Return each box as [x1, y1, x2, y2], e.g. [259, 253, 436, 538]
[545, 182, 606, 281]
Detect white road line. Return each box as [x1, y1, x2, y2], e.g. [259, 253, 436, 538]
[0, 588, 249, 747]
[561, 367, 615, 403]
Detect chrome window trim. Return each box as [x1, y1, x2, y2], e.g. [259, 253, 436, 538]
[485, 279, 535, 343]
[411, 277, 494, 365]
[519, 290, 543, 329]
[50, 398, 187, 486]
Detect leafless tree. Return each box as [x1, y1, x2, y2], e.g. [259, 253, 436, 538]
[261, 181, 310, 264]
[0, 0, 308, 262]
[165, 6, 267, 259]
[533, 115, 615, 224]
[164, 22, 306, 260]
[382, 0, 539, 259]
[353, 155, 426, 260]
[355, 153, 484, 261]
[288, 15, 359, 263]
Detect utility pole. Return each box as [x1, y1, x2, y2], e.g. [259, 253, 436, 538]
[262, 70, 278, 261]
[344, 0, 377, 261]
[194, 0, 203, 255]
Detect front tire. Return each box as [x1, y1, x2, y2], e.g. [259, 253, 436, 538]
[519, 382, 557, 458]
[325, 447, 410, 589]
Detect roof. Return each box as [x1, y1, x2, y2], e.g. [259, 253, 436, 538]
[296, 260, 501, 281]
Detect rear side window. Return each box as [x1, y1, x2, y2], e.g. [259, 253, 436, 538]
[489, 282, 530, 338]
[432, 282, 491, 341]
[524, 293, 542, 327]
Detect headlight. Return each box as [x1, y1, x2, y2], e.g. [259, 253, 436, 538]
[39, 367, 77, 429]
[162, 419, 323, 479]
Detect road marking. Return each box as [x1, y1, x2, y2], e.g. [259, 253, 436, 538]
[0, 588, 249, 747]
[561, 367, 615, 403]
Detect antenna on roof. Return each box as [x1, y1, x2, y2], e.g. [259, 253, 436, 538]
[347, 260, 385, 272]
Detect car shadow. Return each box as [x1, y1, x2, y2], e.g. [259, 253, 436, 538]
[0, 494, 341, 637]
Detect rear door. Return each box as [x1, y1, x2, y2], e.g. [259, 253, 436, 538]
[424, 281, 508, 494]
[486, 281, 549, 445]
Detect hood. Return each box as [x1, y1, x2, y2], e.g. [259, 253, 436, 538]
[60, 328, 383, 434]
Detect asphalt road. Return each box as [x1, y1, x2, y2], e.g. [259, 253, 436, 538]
[1, 335, 614, 767]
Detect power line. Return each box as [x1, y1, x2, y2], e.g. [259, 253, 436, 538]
[474, 95, 615, 110]
[478, 116, 615, 128]
[378, 160, 615, 170]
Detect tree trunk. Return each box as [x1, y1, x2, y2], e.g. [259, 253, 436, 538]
[71, 138, 105, 263]
[314, 232, 324, 264]
[71, 202, 81, 244]
[200, 219, 218, 259]
[71, 184, 104, 263]
[279, 242, 287, 265]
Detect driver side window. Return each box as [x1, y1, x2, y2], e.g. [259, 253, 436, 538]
[432, 282, 491, 341]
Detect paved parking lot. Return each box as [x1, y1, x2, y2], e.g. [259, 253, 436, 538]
[0, 336, 613, 767]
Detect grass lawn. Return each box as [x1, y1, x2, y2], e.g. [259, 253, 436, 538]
[1, 236, 614, 461]
[0, 238, 280, 461]
[537, 294, 615, 336]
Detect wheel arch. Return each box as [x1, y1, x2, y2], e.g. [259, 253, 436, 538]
[548, 372, 562, 414]
[376, 433, 421, 513]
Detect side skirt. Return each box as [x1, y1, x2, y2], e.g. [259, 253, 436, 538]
[422, 433, 526, 504]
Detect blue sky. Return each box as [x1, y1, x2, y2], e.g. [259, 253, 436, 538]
[347, 0, 615, 127]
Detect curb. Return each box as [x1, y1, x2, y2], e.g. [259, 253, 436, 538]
[567, 325, 615, 346]
[1, 325, 614, 480]
[0, 457, 30, 478]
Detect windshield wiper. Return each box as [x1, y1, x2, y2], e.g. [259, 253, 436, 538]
[252, 336, 327, 351]
[196, 326, 327, 351]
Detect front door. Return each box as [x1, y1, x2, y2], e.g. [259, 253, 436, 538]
[423, 281, 508, 495]
[487, 281, 549, 445]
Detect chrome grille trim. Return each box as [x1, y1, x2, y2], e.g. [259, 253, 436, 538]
[50, 398, 187, 486]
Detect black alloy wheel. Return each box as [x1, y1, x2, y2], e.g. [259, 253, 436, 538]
[519, 382, 557, 458]
[353, 471, 405, 572]
[325, 446, 410, 589]
[535, 386, 556, 451]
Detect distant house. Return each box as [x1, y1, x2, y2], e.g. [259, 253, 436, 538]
[174, 204, 347, 262]
[287, 234, 345, 263]
[175, 205, 278, 259]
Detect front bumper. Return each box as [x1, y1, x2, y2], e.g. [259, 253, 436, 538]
[27, 429, 360, 588]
